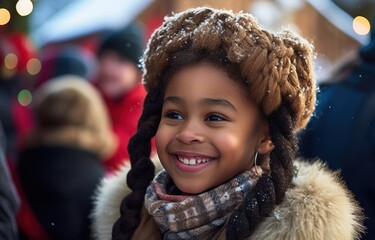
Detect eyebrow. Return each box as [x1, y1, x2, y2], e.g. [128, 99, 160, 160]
[164, 96, 236, 111]
[200, 98, 237, 111]
[164, 96, 184, 105]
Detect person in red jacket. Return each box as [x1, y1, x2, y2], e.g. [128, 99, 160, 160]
[95, 23, 153, 173]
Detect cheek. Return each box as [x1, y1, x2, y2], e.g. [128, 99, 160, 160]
[155, 125, 170, 155]
[217, 134, 245, 156]
[215, 128, 246, 149]
[214, 128, 256, 160]
[121, 65, 138, 81]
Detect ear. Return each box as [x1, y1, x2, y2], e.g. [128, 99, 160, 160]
[258, 139, 275, 155]
[257, 124, 275, 154]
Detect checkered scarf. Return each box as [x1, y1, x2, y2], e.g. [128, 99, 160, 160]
[144, 170, 259, 239]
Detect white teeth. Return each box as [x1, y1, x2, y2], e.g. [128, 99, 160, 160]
[177, 156, 211, 165]
[189, 159, 196, 165]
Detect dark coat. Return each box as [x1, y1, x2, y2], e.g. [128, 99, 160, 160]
[299, 44, 375, 240]
[0, 125, 19, 240]
[18, 145, 105, 240]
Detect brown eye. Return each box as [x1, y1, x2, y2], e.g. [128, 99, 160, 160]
[166, 112, 183, 120]
[206, 114, 225, 122]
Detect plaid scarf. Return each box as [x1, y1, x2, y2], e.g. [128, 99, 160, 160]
[144, 170, 260, 239]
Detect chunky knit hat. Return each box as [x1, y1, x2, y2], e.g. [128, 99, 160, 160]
[142, 7, 316, 131]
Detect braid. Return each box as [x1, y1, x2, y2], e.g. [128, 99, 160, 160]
[112, 86, 163, 240]
[226, 105, 297, 239]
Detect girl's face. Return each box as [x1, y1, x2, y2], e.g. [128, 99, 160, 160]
[156, 63, 270, 194]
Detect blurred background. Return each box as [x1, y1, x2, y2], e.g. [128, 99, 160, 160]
[1, 0, 374, 239]
[0, 0, 373, 105]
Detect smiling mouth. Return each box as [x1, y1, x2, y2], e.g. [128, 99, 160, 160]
[176, 155, 213, 166]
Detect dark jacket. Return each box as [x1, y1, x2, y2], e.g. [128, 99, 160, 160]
[0, 124, 19, 240]
[18, 145, 104, 240]
[299, 39, 375, 239]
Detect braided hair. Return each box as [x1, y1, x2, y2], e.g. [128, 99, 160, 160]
[226, 104, 297, 239]
[111, 86, 163, 240]
[112, 7, 316, 240]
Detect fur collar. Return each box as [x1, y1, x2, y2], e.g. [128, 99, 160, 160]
[91, 159, 363, 240]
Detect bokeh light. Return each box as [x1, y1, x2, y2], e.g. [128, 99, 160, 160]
[16, 0, 33, 17]
[26, 58, 41, 75]
[353, 16, 371, 35]
[4, 53, 18, 70]
[0, 8, 11, 25]
[18, 89, 32, 106]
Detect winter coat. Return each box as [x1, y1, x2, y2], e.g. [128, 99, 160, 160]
[0, 126, 19, 240]
[18, 145, 104, 240]
[91, 159, 363, 240]
[299, 36, 375, 240]
[101, 83, 152, 172]
[16, 76, 115, 239]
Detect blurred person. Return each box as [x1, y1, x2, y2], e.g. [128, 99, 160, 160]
[0, 122, 19, 240]
[13, 44, 97, 154]
[7, 44, 97, 239]
[35, 44, 96, 88]
[17, 75, 116, 240]
[94, 23, 153, 173]
[299, 21, 375, 240]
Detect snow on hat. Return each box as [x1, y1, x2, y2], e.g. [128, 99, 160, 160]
[142, 7, 316, 131]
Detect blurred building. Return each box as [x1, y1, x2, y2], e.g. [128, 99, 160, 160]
[2, 0, 372, 80]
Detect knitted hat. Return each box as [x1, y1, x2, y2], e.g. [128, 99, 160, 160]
[98, 23, 145, 67]
[36, 45, 95, 88]
[142, 7, 316, 131]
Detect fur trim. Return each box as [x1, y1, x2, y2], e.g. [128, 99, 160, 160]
[91, 160, 364, 240]
[250, 160, 364, 240]
[91, 155, 163, 240]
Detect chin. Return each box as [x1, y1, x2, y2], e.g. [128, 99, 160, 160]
[175, 182, 205, 195]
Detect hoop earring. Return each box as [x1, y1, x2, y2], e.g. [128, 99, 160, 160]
[254, 151, 260, 176]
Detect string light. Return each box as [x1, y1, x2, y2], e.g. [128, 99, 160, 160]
[18, 89, 32, 106]
[26, 58, 41, 75]
[16, 0, 33, 17]
[353, 16, 371, 35]
[4, 53, 18, 70]
[0, 8, 11, 25]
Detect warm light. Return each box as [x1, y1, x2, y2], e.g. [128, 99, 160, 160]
[26, 58, 41, 75]
[18, 89, 32, 106]
[16, 0, 33, 17]
[0, 8, 11, 25]
[353, 16, 371, 35]
[4, 53, 18, 69]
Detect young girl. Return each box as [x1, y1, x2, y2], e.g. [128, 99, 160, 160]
[92, 7, 363, 240]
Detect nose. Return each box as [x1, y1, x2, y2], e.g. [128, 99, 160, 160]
[175, 120, 205, 144]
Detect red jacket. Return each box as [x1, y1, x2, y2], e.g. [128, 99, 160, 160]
[103, 83, 151, 172]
